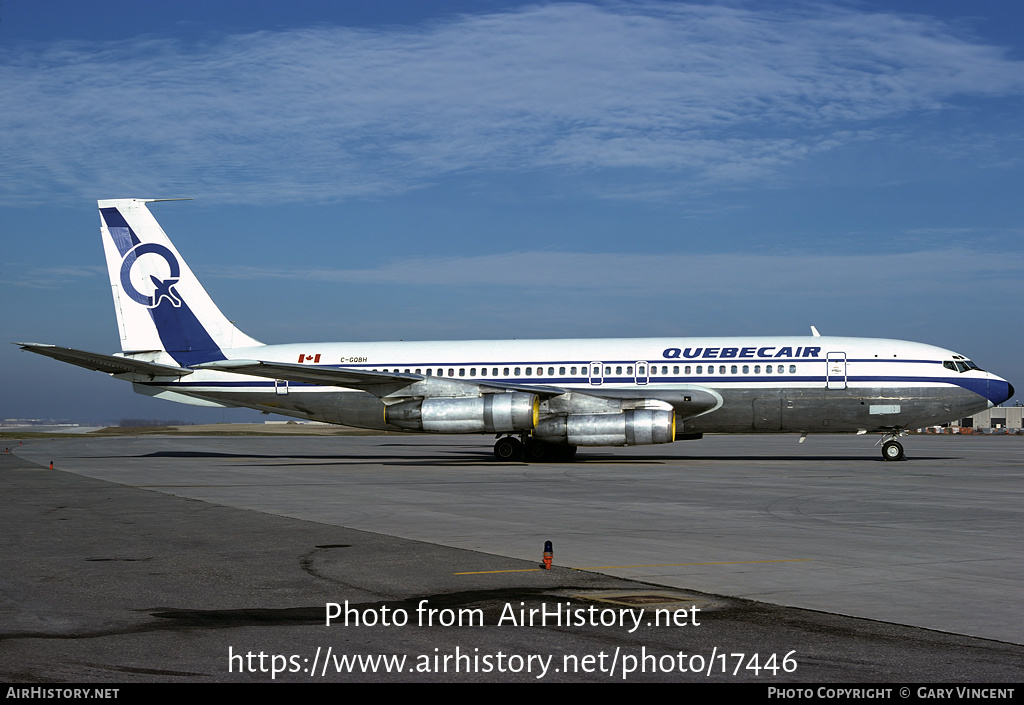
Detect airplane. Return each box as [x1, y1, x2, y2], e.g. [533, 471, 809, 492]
[18, 198, 1014, 462]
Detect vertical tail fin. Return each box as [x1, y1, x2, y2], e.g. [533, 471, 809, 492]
[98, 198, 262, 366]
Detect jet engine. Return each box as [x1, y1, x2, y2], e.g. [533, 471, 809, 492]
[385, 392, 538, 433]
[533, 409, 675, 446]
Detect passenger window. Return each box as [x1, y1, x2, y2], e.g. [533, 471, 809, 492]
[673, 366, 679, 374]
[559, 367, 565, 375]
[616, 366, 622, 375]
[514, 367, 521, 375]
[754, 365, 760, 374]
[742, 365, 749, 374]
[731, 365, 737, 374]
[526, 367, 532, 376]
[696, 365, 702, 374]
[536, 367, 543, 376]
[789, 365, 796, 373]
[449, 368, 455, 376]
[719, 366, 726, 374]
[766, 365, 772, 373]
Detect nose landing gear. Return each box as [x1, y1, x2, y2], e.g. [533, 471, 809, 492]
[878, 432, 907, 461]
[882, 439, 905, 461]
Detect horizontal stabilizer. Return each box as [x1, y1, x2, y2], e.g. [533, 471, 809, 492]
[16, 343, 192, 378]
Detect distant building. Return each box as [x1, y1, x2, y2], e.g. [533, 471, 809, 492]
[954, 405, 1023, 433]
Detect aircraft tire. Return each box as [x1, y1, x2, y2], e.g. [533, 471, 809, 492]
[525, 439, 549, 461]
[882, 440, 905, 461]
[494, 436, 524, 461]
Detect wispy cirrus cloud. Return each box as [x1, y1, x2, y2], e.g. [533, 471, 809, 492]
[205, 247, 1024, 302]
[1, 3, 1022, 205]
[3, 265, 106, 289]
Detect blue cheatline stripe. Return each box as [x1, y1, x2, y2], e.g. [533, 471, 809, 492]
[319, 357, 943, 370]
[153, 374, 992, 397]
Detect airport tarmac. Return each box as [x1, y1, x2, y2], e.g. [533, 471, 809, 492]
[4, 433, 1022, 682]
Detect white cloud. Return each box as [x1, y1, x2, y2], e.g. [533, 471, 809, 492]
[205, 247, 1024, 301]
[1, 3, 1022, 204]
[3, 265, 106, 289]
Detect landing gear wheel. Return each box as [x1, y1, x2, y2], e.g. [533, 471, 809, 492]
[882, 440, 905, 462]
[494, 436, 524, 461]
[525, 439, 550, 462]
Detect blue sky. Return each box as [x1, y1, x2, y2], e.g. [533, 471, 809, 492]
[2, 0, 1021, 423]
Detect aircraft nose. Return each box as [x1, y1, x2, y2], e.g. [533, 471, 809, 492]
[986, 376, 1013, 406]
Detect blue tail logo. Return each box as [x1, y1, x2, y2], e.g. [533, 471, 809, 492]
[120, 243, 183, 308]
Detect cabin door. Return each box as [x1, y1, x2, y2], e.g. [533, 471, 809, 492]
[826, 352, 847, 390]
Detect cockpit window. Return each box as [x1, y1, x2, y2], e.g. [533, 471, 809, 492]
[944, 359, 983, 373]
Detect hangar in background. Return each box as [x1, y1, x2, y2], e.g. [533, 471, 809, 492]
[948, 404, 1023, 433]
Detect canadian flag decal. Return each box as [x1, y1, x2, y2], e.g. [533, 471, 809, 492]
[298, 354, 321, 363]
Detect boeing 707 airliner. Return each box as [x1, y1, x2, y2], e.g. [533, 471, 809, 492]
[19, 199, 1013, 461]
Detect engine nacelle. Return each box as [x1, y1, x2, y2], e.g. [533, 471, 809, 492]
[385, 392, 538, 433]
[533, 409, 675, 446]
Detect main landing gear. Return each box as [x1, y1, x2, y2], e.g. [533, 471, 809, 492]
[493, 436, 523, 461]
[878, 432, 906, 461]
[493, 435, 577, 462]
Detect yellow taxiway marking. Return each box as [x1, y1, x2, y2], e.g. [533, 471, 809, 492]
[455, 558, 811, 575]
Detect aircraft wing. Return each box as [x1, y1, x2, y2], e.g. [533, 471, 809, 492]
[195, 359, 568, 399]
[16, 343, 193, 378]
[197, 359, 421, 387]
[195, 360, 719, 418]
